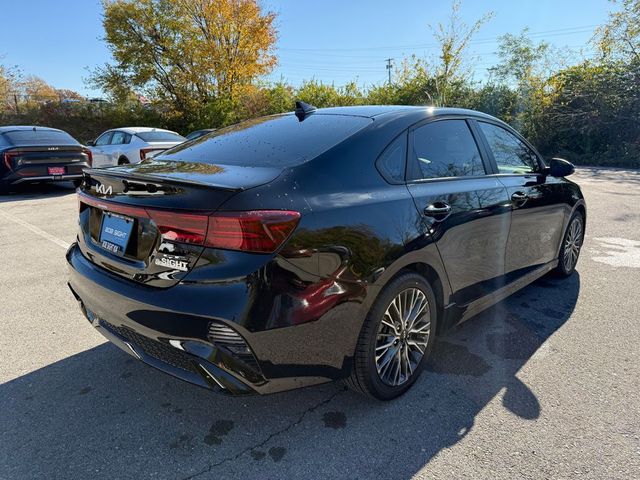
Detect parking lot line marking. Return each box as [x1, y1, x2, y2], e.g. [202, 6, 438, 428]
[0, 209, 70, 250]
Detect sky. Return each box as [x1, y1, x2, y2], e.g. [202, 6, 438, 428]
[0, 0, 614, 97]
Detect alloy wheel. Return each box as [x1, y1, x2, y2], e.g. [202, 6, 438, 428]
[563, 216, 583, 271]
[375, 288, 431, 386]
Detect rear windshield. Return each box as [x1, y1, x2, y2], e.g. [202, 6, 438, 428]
[3, 129, 78, 146]
[136, 131, 185, 142]
[159, 114, 373, 167]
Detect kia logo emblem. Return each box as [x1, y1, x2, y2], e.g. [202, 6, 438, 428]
[96, 183, 113, 195]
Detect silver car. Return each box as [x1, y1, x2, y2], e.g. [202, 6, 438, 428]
[87, 127, 185, 167]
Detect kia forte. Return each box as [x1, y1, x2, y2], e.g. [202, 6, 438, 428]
[67, 104, 585, 400]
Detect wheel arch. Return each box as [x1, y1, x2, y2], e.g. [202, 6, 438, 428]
[368, 248, 452, 335]
[401, 263, 447, 334]
[558, 199, 587, 254]
[573, 201, 586, 226]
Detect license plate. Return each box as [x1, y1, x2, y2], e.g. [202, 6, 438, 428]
[48, 166, 65, 175]
[100, 213, 134, 255]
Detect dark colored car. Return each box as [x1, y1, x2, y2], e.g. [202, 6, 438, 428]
[67, 105, 586, 400]
[184, 128, 216, 141]
[0, 126, 92, 194]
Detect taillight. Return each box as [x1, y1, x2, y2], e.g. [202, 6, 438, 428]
[2, 151, 18, 171]
[206, 211, 301, 253]
[147, 210, 209, 245]
[139, 148, 154, 161]
[82, 147, 93, 166]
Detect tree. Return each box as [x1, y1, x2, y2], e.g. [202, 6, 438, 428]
[0, 63, 20, 112]
[428, 0, 493, 105]
[490, 30, 553, 87]
[594, 0, 640, 63]
[21, 76, 58, 103]
[540, 61, 640, 166]
[55, 89, 85, 101]
[489, 30, 566, 139]
[91, 0, 277, 122]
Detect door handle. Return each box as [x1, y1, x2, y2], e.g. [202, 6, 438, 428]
[424, 202, 452, 219]
[511, 191, 529, 203]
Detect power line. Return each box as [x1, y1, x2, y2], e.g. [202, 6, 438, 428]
[276, 24, 598, 53]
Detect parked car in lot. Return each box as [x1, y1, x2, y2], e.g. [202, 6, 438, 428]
[87, 127, 185, 167]
[0, 126, 92, 194]
[67, 104, 586, 400]
[184, 128, 215, 141]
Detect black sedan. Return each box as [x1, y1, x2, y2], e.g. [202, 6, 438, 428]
[67, 104, 585, 400]
[0, 126, 92, 194]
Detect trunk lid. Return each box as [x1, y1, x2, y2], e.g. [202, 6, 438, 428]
[140, 141, 183, 160]
[76, 159, 282, 287]
[5, 145, 88, 166]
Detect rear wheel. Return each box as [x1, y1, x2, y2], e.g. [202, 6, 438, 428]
[118, 157, 129, 165]
[345, 272, 437, 400]
[555, 211, 584, 277]
[0, 180, 10, 195]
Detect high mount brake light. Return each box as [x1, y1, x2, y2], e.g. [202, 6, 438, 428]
[77, 192, 300, 253]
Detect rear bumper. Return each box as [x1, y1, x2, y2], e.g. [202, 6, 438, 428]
[11, 173, 83, 184]
[66, 242, 363, 395]
[3, 162, 88, 184]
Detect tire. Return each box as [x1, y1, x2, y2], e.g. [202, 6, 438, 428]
[0, 180, 10, 195]
[72, 179, 83, 188]
[118, 157, 129, 165]
[345, 272, 438, 400]
[554, 211, 584, 277]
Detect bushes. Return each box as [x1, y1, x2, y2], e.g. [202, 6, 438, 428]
[533, 61, 640, 167]
[0, 102, 166, 143]
[2, 64, 638, 168]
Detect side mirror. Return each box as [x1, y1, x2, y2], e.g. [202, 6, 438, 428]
[86, 140, 95, 147]
[547, 157, 575, 177]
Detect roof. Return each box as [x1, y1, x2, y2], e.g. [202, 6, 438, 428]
[0, 125, 65, 133]
[106, 127, 179, 134]
[309, 105, 500, 122]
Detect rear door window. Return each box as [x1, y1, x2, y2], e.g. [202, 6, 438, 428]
[95, 132, 113, 146]
[409, 120, 485, 180]
[110, 131, 130, 145]
[478, 122, 540, 174]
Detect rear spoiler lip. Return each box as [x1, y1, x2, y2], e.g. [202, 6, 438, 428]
[82, 167, 245, 192]
[6, 145, 85, 152]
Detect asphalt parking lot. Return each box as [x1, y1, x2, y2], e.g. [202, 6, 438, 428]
[1, 167, 639, 479]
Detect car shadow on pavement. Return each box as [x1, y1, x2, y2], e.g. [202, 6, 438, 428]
[0, 182, 76, 203]
[1, 273, 580, 480]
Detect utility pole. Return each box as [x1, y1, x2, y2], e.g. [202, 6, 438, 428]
[385, 58, 393, 84]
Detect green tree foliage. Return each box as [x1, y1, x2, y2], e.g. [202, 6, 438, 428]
[428, 0, 494, 105]
[539, 61, 640, 166]
[594, 0, 640, 62]
[296, 80, 365, 108]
